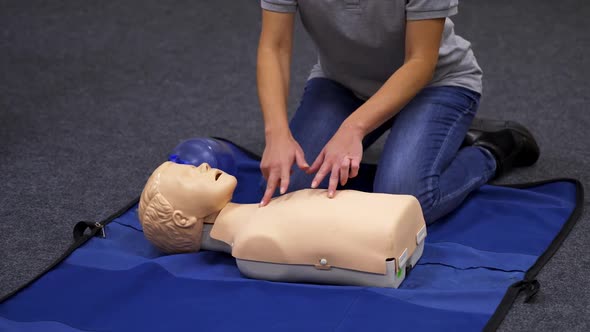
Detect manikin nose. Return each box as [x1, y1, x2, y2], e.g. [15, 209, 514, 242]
[198, 163, 211, 172]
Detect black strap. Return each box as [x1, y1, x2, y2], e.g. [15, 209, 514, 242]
[73, 221, 106, 241]
[522, 279, 540, 303]
[484, 279, 540, 332]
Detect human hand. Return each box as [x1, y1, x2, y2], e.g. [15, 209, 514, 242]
[260, 132, 309, 206]
[306, 124, 364, 198]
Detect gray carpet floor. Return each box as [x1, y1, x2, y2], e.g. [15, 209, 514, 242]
[1, 0, 588, 330]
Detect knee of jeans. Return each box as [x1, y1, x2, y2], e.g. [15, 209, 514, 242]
[374, 172, 441, 219]
[286, 170, 316, 193]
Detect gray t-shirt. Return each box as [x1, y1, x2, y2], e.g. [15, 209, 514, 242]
[261, 0, 483, 100]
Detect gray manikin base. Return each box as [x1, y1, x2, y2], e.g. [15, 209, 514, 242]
[201, 224, 424, 288]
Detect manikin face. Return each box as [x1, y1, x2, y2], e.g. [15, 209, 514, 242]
[157, 162, 237, 220]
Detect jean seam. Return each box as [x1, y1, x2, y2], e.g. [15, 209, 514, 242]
[422, 170, 489, 221]
[476, 146, 498, 174]
[432, 175, 483, 209]
[425, 99, 478, 212]
[425, 152, 496, 218]
[430, 104, 472, 181]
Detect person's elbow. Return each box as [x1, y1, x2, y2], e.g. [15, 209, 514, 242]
[258, 10, 295, 56]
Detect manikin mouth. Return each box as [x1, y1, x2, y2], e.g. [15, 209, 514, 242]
[214, 171, 222, 181]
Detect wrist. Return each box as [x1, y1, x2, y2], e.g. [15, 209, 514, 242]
[340, 118, 369, 138]
[264, 123, 291, 140]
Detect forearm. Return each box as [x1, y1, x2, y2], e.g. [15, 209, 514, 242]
[257, 46, 291, 138]
[343, 58, 435, 136]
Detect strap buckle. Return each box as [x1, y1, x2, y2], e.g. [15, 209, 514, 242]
[73, 221, 106, 241]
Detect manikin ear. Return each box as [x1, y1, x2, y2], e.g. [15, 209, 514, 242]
[172, 210, 199, 228]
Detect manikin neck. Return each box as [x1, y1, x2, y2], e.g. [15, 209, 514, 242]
[199, 202, 257, 253]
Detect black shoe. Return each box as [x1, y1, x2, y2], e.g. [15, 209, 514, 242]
[464, 118, 540, 178]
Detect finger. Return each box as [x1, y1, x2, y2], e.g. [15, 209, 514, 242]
[328, 164, 340, 198]
[311, 158, 332, 189]
[349, 158, 360, 178]
[279, 165, 290, 194]
[340, 158, 350, 186]
[260, 166, 269, 180]
[259, 162, 268, 180]
[307, 150, 325, 174]
[294, 146, 309, 171]
[260, 172, 279, 207]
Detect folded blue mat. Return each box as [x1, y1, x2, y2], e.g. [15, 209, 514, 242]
[0, 138, 583, 332]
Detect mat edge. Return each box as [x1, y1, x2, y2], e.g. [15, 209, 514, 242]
[0, 197, 140, 303]
[483, 178, 585, 332]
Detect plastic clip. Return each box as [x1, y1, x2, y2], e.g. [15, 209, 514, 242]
[522, 279, 540, 303]
[73, 221, 106, 241]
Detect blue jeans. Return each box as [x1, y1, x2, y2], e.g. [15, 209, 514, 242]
[286, 78, 497, 224]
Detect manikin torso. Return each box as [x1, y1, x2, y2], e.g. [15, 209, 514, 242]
[209, 189, 425, 276]
[138, 161, 427, 288]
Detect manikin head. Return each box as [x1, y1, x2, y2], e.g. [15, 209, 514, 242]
[138, 161, 237, 253]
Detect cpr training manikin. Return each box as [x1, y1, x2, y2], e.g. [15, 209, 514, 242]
[138, 161, 427, 288]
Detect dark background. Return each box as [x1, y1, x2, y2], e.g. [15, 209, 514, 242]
[1, 0, 589, 330]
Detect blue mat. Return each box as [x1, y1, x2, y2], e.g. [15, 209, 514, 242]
[0, 138, 583, 332]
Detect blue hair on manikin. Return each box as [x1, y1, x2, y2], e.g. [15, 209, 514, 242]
[168, 137, 237, 176]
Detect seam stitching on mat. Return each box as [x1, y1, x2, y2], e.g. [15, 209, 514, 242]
[332, 294, 362, 331]
[418, 262, 527, 274]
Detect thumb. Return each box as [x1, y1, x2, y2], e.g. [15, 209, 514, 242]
[294, 146, 309, 170]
